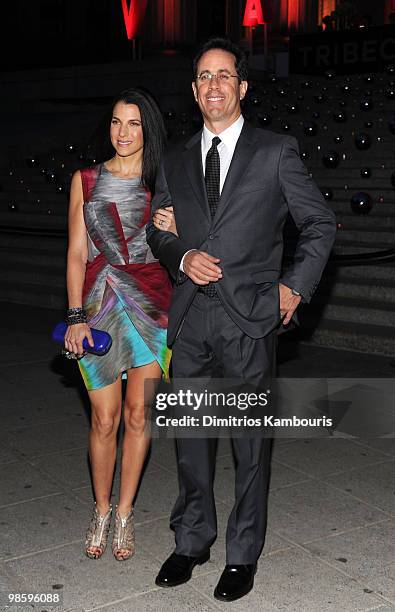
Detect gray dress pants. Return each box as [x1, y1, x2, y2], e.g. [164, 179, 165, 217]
[169, 292, 276, 564]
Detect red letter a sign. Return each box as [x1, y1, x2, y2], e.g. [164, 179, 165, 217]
[243, 0, 264, 26]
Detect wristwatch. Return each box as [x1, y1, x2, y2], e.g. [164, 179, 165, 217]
[291, 288, 301, 296]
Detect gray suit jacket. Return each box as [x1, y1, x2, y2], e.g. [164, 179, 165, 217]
[146, 121, 336, 346]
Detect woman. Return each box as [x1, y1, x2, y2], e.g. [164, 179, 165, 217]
[65, 88, 171, 561]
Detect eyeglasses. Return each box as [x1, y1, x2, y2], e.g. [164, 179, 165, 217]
[196, 70, 240, 84]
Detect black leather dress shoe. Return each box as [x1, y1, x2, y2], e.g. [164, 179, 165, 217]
[214, 564, 257, 601]
[155, 550, 210, 587]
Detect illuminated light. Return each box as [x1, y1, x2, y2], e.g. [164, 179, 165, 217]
[287, 0, 299, 30]
[121, 0, 147, 40]
[243, 0, 265, 26]
[317, 0, 336, 26]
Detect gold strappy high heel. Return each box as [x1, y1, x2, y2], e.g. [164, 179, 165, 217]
[85, 503, 112, 559]
[112, 506, 135, 561]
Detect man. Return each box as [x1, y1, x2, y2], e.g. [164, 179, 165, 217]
[146, 37, 336, 602]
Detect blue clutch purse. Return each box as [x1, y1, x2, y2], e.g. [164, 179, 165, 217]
[52, 322, 112, 356]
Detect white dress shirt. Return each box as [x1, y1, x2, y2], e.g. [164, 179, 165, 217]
[201, 114, 244, 192]
[180, 114, 244, 271]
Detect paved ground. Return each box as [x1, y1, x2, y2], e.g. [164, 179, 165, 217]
[0, 303, 394, 612]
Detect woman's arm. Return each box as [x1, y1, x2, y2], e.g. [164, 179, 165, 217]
[146, 162, 190, 279]
[153, 206, 178, 235]
[64, 171, 93, 355]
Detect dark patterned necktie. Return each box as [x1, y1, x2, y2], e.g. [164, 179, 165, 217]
[205, 136, 221, 218]
[201, 136, 221, 296]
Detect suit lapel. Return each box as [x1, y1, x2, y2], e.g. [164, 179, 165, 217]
[182, 131, 210, 218]
[181, 122, 258, 222]
[214, 122, 258, 224]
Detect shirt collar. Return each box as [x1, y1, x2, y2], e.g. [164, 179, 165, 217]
[202, 114, 244, 152]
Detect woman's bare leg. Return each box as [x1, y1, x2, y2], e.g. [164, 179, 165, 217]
[115, 361, 162, 558]
[86, 375, 122, 556]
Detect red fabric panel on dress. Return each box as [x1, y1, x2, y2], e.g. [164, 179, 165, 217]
[113, 261, 172, 322]
[139, 188, 152, 227]
[108, 202, 130, 263]
[83, 253, 106, 301]
[80, 166, 99, 201]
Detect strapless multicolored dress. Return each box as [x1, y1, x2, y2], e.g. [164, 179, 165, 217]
[77, 164, 171, 390]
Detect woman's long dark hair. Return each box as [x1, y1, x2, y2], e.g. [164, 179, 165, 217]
[90, 87, 166, 194]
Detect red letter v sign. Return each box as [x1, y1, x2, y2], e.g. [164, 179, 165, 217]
[121, 0, 135, 40]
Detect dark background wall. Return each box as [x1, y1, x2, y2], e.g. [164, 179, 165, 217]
[2, 0, 390, 73]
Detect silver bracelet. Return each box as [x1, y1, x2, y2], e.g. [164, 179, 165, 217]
[66, 307, 87, 325]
